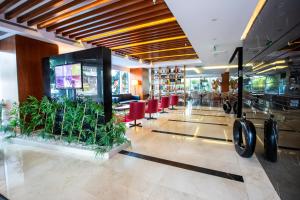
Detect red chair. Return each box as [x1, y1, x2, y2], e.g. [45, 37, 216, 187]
[160, 96, 169, 113]
[169, 95, 179, 110]
[145, 99, 158, 120]
[126, 102, 145, 127]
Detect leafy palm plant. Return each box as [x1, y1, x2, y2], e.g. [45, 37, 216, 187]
[5, 95, 128, 155]
[6, 102, 20, 134]
[25, 96, 43, 135]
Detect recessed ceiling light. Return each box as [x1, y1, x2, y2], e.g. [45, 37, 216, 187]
[111, 36, 187, 50]
[241, 0, 267, 40]
[202, 65, 238, 70]
[128, 46, 193, 56]
[144, 53, 197, 60]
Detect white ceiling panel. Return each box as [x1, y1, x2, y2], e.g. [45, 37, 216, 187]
[165, 0, 258, 66]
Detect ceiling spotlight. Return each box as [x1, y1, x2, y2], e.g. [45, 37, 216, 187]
[125, 55, 129, 59]
[288, 41, 300, 46]
[153, 0, 156, 5]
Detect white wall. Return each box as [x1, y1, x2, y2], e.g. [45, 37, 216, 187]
[112, 65, 130, 72]
[0, 51, 19, 103]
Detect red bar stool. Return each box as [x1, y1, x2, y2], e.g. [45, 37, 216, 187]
[160, 96, 169, 113]
[169, 95, 179, 110]
[126, 102, 145, 127]
[145, 99, 158, 120]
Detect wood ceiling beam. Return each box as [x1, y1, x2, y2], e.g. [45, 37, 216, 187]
[115, 49, 196, 60]
[61, 4, 168, 36]
[89, 22, 178, 44]
[37, 0, 116, 29]
[27, 0, 87, 26]
[70, 10, 171, 39]
[151, 55, 199, 62]
[56, 0, 164, 34]
[92, 26, 181, 45]
[117, 41, 192, 51]
[110, 36, 188, 50]
[0, 0, 20, 14]
[74, 13, 174, 40]
[97, 31, 184, 47]
[17, 0, 64, 23]
[105, 45, 192, 57]
[144, 54, 198, 60]
[5, 0, 44, 20]
[112, 40, 192, 52]
[137, 49, 196, 59]
[47, 0, 142, 32]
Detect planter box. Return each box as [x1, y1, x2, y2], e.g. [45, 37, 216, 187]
[4, 136, 130, 161]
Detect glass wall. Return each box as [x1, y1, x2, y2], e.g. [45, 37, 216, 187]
[244, 74, 287, 95]
[111, 70, 129, 94]
[186, 77, 215, 92]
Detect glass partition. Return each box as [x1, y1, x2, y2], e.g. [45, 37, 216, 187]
[111, 70, 129, 94]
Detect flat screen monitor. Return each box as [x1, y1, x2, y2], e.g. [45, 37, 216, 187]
[55, 63, 82, 89]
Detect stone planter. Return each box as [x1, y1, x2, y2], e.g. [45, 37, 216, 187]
[2, 135, 130, 161]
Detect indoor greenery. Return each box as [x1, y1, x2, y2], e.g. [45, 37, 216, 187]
[4, 96, 128, 154]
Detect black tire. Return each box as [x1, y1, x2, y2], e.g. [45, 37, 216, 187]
[223, 103, 227, 112]
[264, 118, 278, 162]
[233, 119, 256, 158]
[233, 101, 238, 114]
[223, 101, 232, 114]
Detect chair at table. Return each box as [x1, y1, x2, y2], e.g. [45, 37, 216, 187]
[145, 99, 158, 120]
[160, 96, 169, 113]
[125, 102, 145, 127]
[169, 95, 179, 110]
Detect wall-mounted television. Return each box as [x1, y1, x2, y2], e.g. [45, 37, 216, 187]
[55, 63, 82, 89]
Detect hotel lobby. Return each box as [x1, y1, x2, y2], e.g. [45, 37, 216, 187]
[0, 0, 300, 200]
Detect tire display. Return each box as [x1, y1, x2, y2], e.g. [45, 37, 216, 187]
[223, 101, 232, 114]
[264, 117, 278, 162]
[233, 118, 256, 157]
[233, 101, 238, 114]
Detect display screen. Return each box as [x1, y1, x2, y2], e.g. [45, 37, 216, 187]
[55, 63, 82, 89]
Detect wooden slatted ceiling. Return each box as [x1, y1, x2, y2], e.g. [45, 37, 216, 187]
[72, 13, 175, 40]
[0, 0, 20, 14]
[17, 0, 65, 23]
[1, 0, 198, 63]
[5, 0, 44, 20]
[61, 4, 169, 36]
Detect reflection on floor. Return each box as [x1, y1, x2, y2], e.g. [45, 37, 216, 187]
[245, 108, 300, 200]
[0, 105, 282, 200]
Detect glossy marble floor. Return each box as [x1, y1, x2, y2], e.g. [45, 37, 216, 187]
[0, 105, 280, 200]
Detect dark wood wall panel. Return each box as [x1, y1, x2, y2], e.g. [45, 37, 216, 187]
[0, 36, 16, 53]
[15, 35, 58, 102]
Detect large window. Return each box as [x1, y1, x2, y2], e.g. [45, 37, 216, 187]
[186, 77, 214, 92]
[111, 70, 129, 94]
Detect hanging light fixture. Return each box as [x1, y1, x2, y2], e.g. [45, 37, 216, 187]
[153, 0, 156, 5]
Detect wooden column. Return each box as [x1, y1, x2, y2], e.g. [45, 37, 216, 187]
[221, 72, 229, 93]
[130, 68, 150, 100]
[0, 35, 58, 102]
